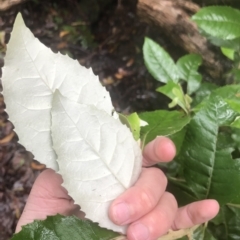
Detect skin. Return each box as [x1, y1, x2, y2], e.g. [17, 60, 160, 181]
[16, 137, 219, 240]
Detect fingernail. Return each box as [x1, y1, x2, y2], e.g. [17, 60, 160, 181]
[112, 202, 130, 225]
[131, 223, 149, 240]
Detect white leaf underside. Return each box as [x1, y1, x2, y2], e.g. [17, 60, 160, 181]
[52, 92, 142, 233]
[2, 13, 142, 233]
[2, 13, 115, 170]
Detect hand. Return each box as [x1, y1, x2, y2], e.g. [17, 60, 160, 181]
[16, 137, 219, 240]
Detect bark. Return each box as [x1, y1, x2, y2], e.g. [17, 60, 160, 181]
[0, 0, 27, 11]
[137, 0, 231, 82]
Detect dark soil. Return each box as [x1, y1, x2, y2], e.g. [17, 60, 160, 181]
[0, 0, 175, 239]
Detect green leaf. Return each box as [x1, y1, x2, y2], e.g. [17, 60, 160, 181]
[226, 98, 240, 114]
[192, 6, 240, 40]
[167, 178, 198, 207]
[192, 82, 218, 107]
[156, 82, 190, 113]
[231, 69, 240, 83]
[143, 37, 179, 83]
[232, 128, 240, 150]
[119, 113, 140, 140]
[210, 85, 240, 101]
[201, 31, 240, 51]
[231, 117, 240, 128]
[168, 128, 186, 155]
[180, 86, 240, 204]
[11, 215, 120, 240]
[192, 224, 217, 240]
[221, 47, 235, 60]
[194, 85, 240, 113]
[139, 110, 191, 147]
[176, 54, 202, 95]
[209, 205, 240, 240]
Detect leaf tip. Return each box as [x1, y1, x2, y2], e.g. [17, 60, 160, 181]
[14, 12, 25, 27]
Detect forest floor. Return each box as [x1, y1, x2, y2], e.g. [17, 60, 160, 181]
[0, 0, 174, 239]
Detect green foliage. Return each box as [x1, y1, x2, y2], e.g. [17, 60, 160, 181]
[143, 37, 179, 83]
[141, 5, 240, 238]
[119, 112, 141, 141]
[139, 110, 190, 148]
[176, 54, 202, 95]
[143, 38, 202, 114]
[181, 86, 240, 205]
[156, 82, 192, 114]
[192, 6, 240, 84]
[11, 215, 120, 240]
[191, 224, 217, 240]
[192, 6, 240, 40]
[209, 204, 240, 239]
[221, 47, 235, 60]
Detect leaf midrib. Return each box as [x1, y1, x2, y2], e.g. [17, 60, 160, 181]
[57, 97, 126, 189]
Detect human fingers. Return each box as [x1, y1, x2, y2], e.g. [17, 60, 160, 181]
[142, 136, 176, 167]
[171, 199, 219, 230]
[16, 169, 84, 232]
[109, 167, 168, 225]
[127, 192, 177, 240]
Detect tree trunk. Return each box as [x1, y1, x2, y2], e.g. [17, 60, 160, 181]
[137, 0, 231, 83]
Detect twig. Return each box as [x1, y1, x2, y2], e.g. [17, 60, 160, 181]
[158, 225, 200, 240]
[111, 225, 200, 240]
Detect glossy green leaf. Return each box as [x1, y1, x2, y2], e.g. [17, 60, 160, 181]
[231, 117, 240, 128]
[11, 215, 120, 240]
[119, 113, 140, 140]
[192, 82, 218, 107]
[139, 110, 191, 147]
[226, 98, 240, 114]
[221, 47, 235, 60]
[180, 86, 240, 204]
[210, 85, 240, 101]
[226, 96, 240, 128]
[192, 6, 240, 40]
[176, 54, 202, 94]
[167, 178, 197, 207]
[194, 85, 240, 113]
[209, 205, 240, 240]
[202, 32, 240, 51]
[143, 37, 179, 83]
[192, 224, 217, 240]
[168, 128, 186, 155]
[156, 82, 190, 113]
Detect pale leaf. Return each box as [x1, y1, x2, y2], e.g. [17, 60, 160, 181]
[2, 13, 142, 233]
[2, 13, 114, 170]
[51, 91, 142, 233]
